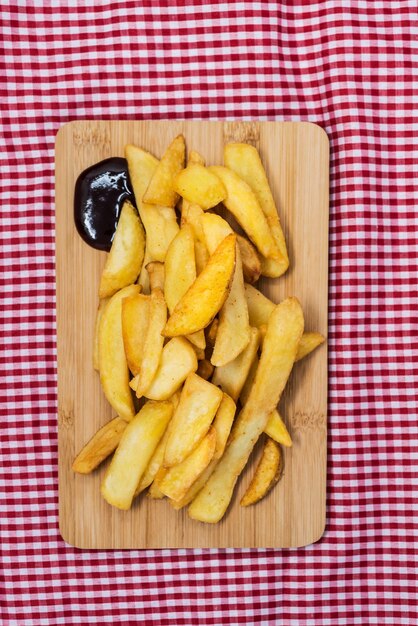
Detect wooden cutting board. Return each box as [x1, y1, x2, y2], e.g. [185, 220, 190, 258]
[55, 120, 329, 549]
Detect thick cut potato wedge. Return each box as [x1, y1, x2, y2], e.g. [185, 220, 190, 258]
[125, 144, 179, 262]
[265, 410, 292, 447]
[224, 143, 289, 277]
[134, 411, 176, 496]
[98, 284, 140, 421]
[170, 395, 235, 510]
[201, 212, 233, 254]
[72, 416, 127, 474]
[143, 135, 185, 208]
[244, 283, 275, 327]
[101, 400, 173, 510]
[240, 437, 283, 506]
[164, 225, 205, 350]
[197, 359, 214, 381]
[208, 166, 279, 260]
[188, 297, 304, 523]
[121, 294, 150, 376]
[157, 426, 217, 501]
[135, 287, 167, 398]
[163, 373, 223, 467]
[295, 331, 325, 361]
[212, 327, 260, 401]
[236, 235, 261, 284]
[146, 261, 165, 291]
[93, 298, 109, 371]
[98, 200, 145, 298]
[181, 203, 209, 275]
[163, 234, 236, 337]
[175, 163, 226, 210]
[130, 337, 197, 401]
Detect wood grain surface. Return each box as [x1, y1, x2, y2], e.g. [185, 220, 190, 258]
[55, 120, 329, 549]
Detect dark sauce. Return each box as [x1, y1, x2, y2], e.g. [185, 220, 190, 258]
[74, 157, 135, 251]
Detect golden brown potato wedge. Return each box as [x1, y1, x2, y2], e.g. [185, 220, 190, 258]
[135, 287, 167, 398]
[240, 437, 283, 506]
[244, 283, 275, 327]
[125, 144, 179, 262]
[72, 416, 127, 474]
[175, 163, 226, 210]
[146, 261, 165, 291]
[164, 225, 205, 350]
[143, 134, 185, 207]
[163, 373, 223, 467]
[265, 410, 292, 447]
[296, 331, 325, 361]
[101, 400, 173, 509]
[224, 143, 289, 277]
[130, 337, 197, 401]
[98, 284, 140, 421]
[208, 165, 279, 260]
[163, 234, 236, 337]
[236, 234, 261, 284]
[188, 297, 304, 523]
[93, 298, 109, 371]
[212, 327, 260, 401]
[157, 426, 217, 502]
[181, 203, 209, 274]
[121, 294, 150, 376]
[197, 358, 214, 381]
[201, 212, 233, 254]
[98, 200, 145, 299]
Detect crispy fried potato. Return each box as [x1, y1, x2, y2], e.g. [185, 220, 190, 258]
[181, 203, 209, 274]
[143, 135, 185, 207]
[170, 391, 235, 508]
[212, 327, 260, 401]
[244, 283, 275, 327]
[121, 294, 150, 376]
[93, 298, 109, 371]
[224, 143, 289, 277]
[240, 437, 283, 506]
[157, 426, 217, 501]
[206, 318, 219, 348]
[72, 416, 127, 474]
[148, 469, 167, 499]
[125, 144, 179, 262]
[265, 410, 292, 447]
[146, 261, 165, 291]
[239, 353, 258, 406]
[201, 212, 233, 253]
[98, 200, 145, 298]
[163, 373, 223, 467]
[135, 287, 167, 398]
[197, 359, 214, 381]
[208, 165, 278, 260]
[188, 297, 304, 523]
[175, 163, 226, 210]
[164, 225, 205, 350]
[296, 331, 325, 361]
[130, 337, 197, 401]
[98, 284, 140, 421]
[101, 400, 173, 509]
[236, 234, 261, 284]
[163, 234, 236, 337]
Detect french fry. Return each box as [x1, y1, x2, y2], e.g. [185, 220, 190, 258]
[240, 437, 283, 506]
[197, 359, 214, 381]
[101, 400, 173, 510]
[264, 410, 292, 447]
[244, 283, 275, 327]
[206, 318, 219, 348]
[163, 234, 236, 337]
[98, 200, 146, 298]
[143, 134, 185, 208]
[125, 144, 179, 262]
[236, 234, 261, 284]
[156, 426, 217, 501]
[72, 416, 127, 474]
[135, 285, 167, 398]
[174, 163, 226, 210]
[208, 165, 279, 260]
[211, 327, 260, 401]
[224, 143, 289, 277]
[98, 284, 140, 421]
[295, 331, 325, 361]
[146, 261, 165, 291]
[170, 393, 236, 509]
[121, 294, 150, 376]
[188, 297, 304, 523]
[163, 373, 223, 467]
[164, 225, 205, 350]
[129, 337, 197, 401]
[181, 203, 210, 274]
[93, 298, 109, 371]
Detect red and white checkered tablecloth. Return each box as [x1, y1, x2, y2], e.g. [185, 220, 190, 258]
[1, 1, 417, 624]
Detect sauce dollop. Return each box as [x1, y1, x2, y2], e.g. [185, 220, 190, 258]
[74, 157, 135, 251]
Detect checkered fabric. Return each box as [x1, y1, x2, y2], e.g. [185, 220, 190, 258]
[1, 1, 417, 624]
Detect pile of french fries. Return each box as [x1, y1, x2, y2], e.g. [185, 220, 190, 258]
[72, 135, 325, 523]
